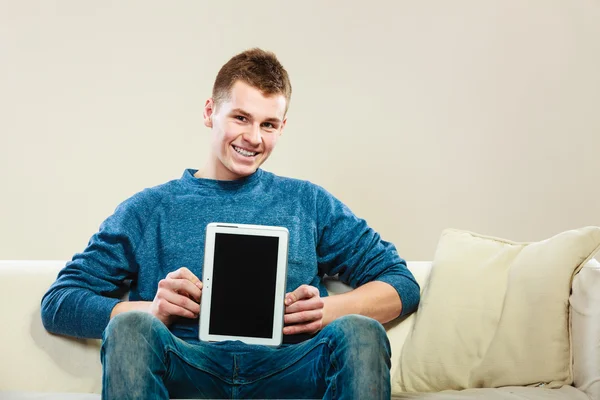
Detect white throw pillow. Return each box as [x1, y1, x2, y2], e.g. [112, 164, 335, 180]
[396, 227, 600, 392]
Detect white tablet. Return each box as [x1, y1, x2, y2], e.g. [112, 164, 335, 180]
[199, 223, 289, 347]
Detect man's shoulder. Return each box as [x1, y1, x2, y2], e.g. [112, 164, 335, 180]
[263, 170, 323, 194]
[115, 177, 181, 215]
[269, 172, 340, 209]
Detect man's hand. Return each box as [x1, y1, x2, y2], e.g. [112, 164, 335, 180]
[149, 267, 203, 327]
[283, 284, 325, 335]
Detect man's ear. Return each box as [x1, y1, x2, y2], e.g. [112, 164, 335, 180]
[203, 98, 215, 128]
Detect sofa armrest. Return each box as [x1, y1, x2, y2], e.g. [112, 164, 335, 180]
[571, 257, 600, 399]
[0, 261, 102, 393]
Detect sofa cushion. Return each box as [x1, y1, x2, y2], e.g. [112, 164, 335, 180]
[397, 227, 600, 392]
[0, 385, 589, 400]
[391, 385, 589, 399]
[0, 393, 100, 400]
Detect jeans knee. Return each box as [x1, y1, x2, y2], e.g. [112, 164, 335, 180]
[327, 315, 388, 344]
[101, 312, 173, 397]
[102, 311, 167, 358]
[320, 315, 391, 396]
[323, 314, 391, 367]
[104, 311, 157, 339]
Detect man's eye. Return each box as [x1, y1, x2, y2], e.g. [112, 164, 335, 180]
[235, 116, 247, 122]
[262, 122, 274, 129]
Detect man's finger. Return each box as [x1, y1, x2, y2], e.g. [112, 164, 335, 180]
[159, 278, 202, 302]
[172, 279, 202, 302]
[283, 320, 322, 335]
[159, 289, 201, 315]
[157, 300, 198, 320]
[285, 296, 324, 314]
[168, 267, 203, 288]
[284, 309, 323, 325]
[285, 285, 318, 306]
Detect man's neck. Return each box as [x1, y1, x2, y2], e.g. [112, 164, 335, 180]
[194, 163, 243, 181]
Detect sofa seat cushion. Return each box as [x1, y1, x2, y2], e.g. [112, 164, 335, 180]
[0, 393, 100, 400]
[391, 385, 589, 399]
[1, 385, 587, 400]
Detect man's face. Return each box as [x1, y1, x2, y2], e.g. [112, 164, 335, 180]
[203, 80, 287, 180]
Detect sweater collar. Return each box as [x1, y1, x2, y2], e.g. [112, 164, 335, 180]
[180, 168, 263, 191]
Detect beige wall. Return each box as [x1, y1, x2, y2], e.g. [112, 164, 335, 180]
[1, 0, 599, 262]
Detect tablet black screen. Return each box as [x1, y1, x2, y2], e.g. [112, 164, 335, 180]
[208, 233, 279, 338]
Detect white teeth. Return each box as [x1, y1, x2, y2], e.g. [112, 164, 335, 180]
[233, 146, 257, 157]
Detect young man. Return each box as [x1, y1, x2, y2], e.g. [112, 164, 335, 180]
[42, 48, 420, 399]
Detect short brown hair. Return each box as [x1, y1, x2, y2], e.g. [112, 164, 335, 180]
[212, 48, 292, 113]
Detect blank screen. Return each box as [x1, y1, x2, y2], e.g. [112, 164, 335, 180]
[209, 232, 279, 338]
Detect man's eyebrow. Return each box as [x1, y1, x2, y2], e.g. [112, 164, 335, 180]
[231, 108, 251, 117]
[263, 117, 283, 124]
[230, 108, 282, 124]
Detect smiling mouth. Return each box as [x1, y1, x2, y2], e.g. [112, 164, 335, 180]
[233, 145, 258, 157]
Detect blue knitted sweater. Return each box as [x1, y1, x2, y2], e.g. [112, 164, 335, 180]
[41, 169, 420, 342]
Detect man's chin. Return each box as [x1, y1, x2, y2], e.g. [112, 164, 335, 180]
[229, 165, 258, 179]
[223, 156, 263, 179]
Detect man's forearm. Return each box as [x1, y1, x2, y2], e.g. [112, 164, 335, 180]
[322, 281, 402, 327]
[110, 301, 152, 319]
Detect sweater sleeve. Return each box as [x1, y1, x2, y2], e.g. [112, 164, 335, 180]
[315, 186, 420, 317]
[41, 190, 159, 339]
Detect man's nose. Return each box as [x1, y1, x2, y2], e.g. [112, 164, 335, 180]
[243, 123, 262, 146]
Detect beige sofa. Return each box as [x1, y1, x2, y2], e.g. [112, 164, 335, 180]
[0, 259, 598, 399]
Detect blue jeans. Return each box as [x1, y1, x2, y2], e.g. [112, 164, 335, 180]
[101, 312, 391, 399]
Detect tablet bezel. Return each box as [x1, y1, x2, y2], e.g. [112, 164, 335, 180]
[199, 222, 289, 347]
